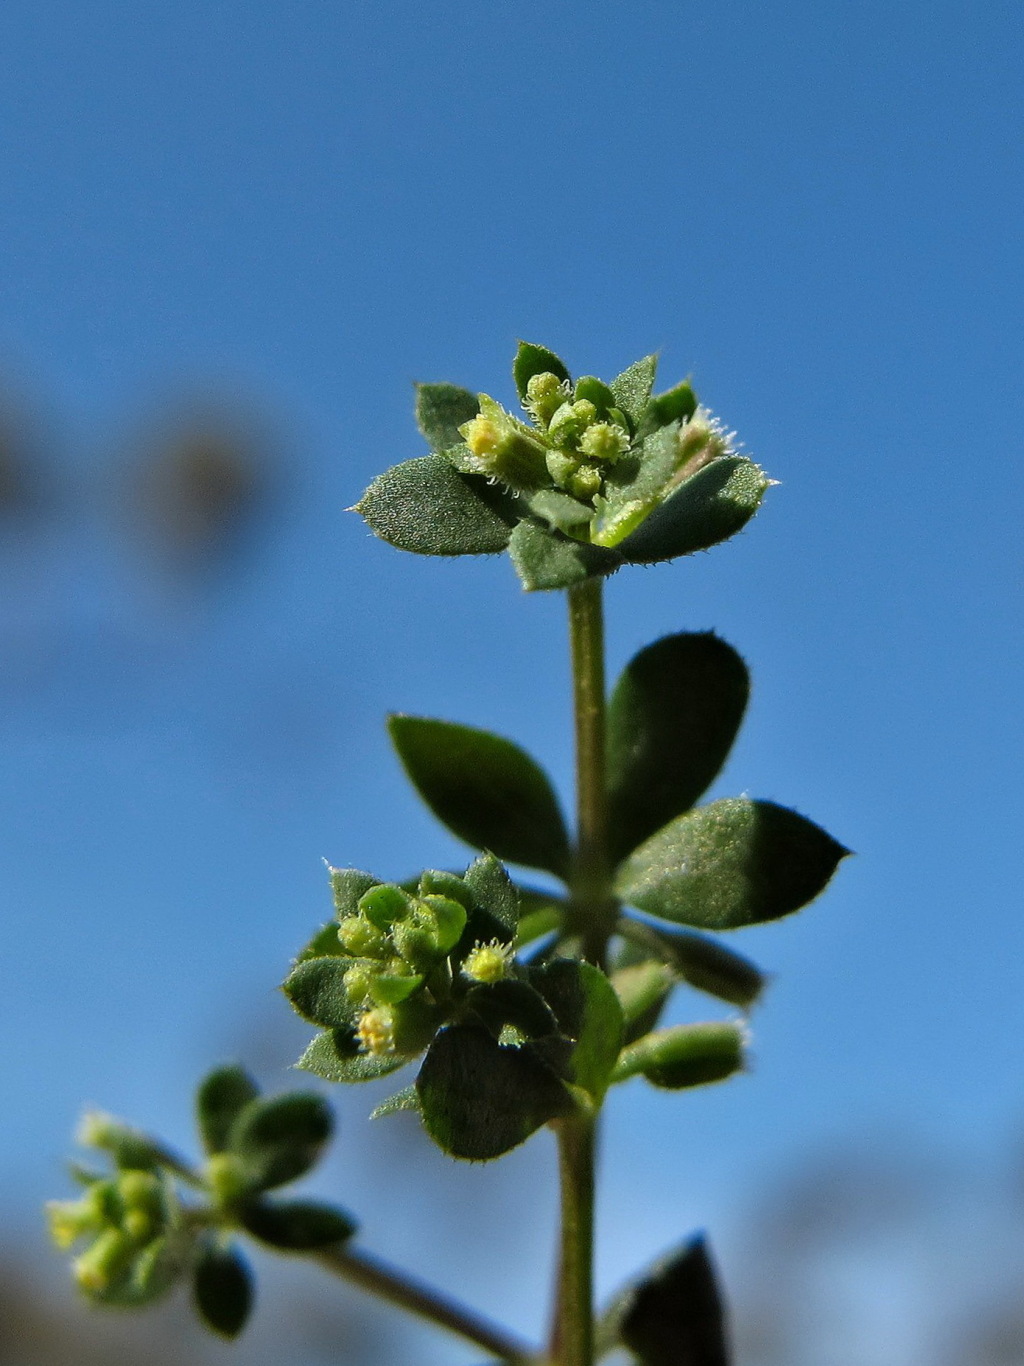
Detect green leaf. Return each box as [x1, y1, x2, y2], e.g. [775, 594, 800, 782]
[462, 979, 559, 1040]
[196, 1065, 260, 1156]
[530, 960, 625, 1099]
[462, 852, 520, 935]
[616, 455, 770, 563]
[370, 1085, 421, 1119]
[415, 383, 480, 452]
[609, 354, 658, 429]
[610, 961, 675, 1045]
[607, 633, 749, 864]
[508, 520, 620, 592]
[297, 1029, 409, 1083]
[612, 1022, 745, 1090]
[388, 715, 571, 877]
[193, 1240, 253, 1340]
[241, 1198, 356, 1250]
[416, 1025, 574, 1160]
[515, 896, 562, 947]
[227, 1092, 333, 1191]
[330, 868, 380, 919]
[527, 487, 596, 536]
[641, 379, 699, 434]
[355, 455, 517, 556]
[616, 797, 849, 930]
[283, 957, 357, 1029]
[513, 341, 571, 403]
[573, 375, 617, 416]
[623, 919, 765, 1009]
[616, 1235, 730, 1366]
[294, 922, 346, 962]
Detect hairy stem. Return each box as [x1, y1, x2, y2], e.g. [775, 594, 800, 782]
[314, 1243, 536, 1364]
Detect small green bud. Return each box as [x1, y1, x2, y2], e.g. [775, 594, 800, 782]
[459, 396, 550, 492]
[206, 1152, 251, 1208]
[76, 1110, 126, 1150]
[548, 399, 597, 448]
[337, 915, 387, 958]
[72, 1228, 133, 1295]
[356, 1006, 396, 1056]
[391, 922, 438, 974]
[47, 1197, 100, 1250]
[546, 448, 580, 487]
[524, 372, 570, 426]
[357, 884, 411, 931]
[579, 421, 630, 463]
[341, 962, 375, 1005]
[462, 939, 514, 984]
[566, 462, 603, 502]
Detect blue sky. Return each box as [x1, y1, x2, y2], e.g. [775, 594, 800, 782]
[1, 2, 1021, 1359]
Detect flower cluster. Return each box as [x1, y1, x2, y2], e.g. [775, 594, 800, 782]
[47, 1071, 353, 1338]
[356, 341, 771, 591]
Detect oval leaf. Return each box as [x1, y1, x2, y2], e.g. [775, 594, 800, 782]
[296, 1029, 409, 1083]
[196, 1065, 260, 1156]
[227, 1092, 333, 1191]
[283, 957, 358, 1029]
[388, 715, 570, 877]
[462, 851, 520, 934]
[622, 918, 765, 1009]
[513, 341, 571, 402]
[415, 383, 481, 452]
[530, 960, 625, 1099]
[616, 798, 849, 930]
[617, 456, 770, 564]
[193, 1241, 253, 1340]
[609, 354, 658, 429]
[241, 1198, 356, 1250]
[416, 1025, 574, 1160]
[508, 520, 621, 592]
[607, 633, 749, 864]
[356, 455, 516, 556]
[613, 1022, 745, 1090]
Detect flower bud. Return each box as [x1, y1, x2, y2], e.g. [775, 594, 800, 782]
[546, 448, 581, 487]
[357, 883, 412, 931]
[206, 1152, 251, 1208]
[342, 963, 375, 1006]
[46, 1197, 100, 1250]
[338, 915, 387, 958]
[524, 372, 570, 426]
[579, 421, 629, 463]
[459, 396, 550, 492]
[391, 921, 437, 974]
[72, 1228, 133, 1295]
[548, 399, 597, 448]
[566, 462, 603, 502]
[462, 939, 514, 984]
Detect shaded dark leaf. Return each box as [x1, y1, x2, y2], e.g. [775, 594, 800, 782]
[389, 715, 570, 877]
[196, 1065, 260, 1156]
[241, 1198, 356, 1250]
[416, 1025, 574, 1160]
[508, 520, 621, 592]
[227, 1092, 333, 1191]
[607, 633, 749, 864]
[193, 1241, 253, 1340]
[617, 1235, 730, 1366]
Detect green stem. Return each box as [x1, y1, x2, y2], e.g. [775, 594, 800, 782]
[567, 577, 616, 967]
[550, 1111, 597, 1366]
[314, 1243, 536, 1364]
[549, 577, 614, 1366]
